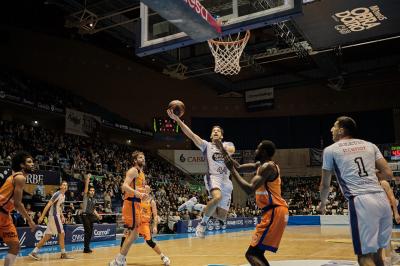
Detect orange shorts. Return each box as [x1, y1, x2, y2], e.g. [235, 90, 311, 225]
[0, 214, 18, 243]
[137, 222, 151, 241]
[250, 205, 288, 252]
[122, 199, 141, 229]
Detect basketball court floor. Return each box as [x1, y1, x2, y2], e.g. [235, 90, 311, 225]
[0, 225, 370, 266]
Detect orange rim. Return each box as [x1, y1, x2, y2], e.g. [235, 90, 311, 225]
[208, 30, 250, 46]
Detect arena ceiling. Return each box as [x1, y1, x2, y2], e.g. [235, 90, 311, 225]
[2, 0, 400, 94]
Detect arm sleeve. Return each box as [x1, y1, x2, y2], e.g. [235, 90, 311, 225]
[322, 147, 334, 171]
[197, 140, 208, 152]
[373, 144, 384, 161]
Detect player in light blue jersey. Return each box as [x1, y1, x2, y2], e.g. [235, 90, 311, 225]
[29, 180, 72, 260]
[167, 109, 235, 238]
[318, 116, 395, 266]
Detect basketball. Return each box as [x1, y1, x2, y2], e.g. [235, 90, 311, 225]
[168, 100, 185, 118]
[223, 142, 235, 155]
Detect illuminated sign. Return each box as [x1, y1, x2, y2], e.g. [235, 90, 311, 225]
[391, 146, 400, 160]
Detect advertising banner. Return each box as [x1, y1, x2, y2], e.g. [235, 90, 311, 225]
[294, 0, 400, 50]
[174, 150, 207, 174]
[0, 167, 60, 185]
[176, 217, 259, 234]
[0, 224, 116, 248]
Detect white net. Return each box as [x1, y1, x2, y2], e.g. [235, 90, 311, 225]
[208, 30, 250, 75]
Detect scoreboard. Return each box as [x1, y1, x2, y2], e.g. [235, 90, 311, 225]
[153, 117, 182, 133]
[391, 146, 400, 161]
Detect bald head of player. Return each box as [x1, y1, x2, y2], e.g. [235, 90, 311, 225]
[331, 116, 357, 142]
[210, 125, 224, 142]
[254, 140, 276, 162]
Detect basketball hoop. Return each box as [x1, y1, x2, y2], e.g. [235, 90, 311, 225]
[208, 30, 250, 75]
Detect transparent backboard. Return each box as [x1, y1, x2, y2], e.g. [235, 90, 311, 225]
[137, 0, 302, 56]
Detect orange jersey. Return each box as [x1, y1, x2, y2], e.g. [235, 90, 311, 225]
[255, 162, 288, 211]
[124, 168, 146, 199]
[140, 199, 153, 224]
[0, 172, 21, 213]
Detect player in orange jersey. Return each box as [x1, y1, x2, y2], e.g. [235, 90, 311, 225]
[216, 140, 288, 266]
[110, 151, 149, 266]
[133, 185, 170, 265]
[0, 151, 36, 266]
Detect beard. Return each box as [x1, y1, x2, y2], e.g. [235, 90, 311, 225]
[255, 153, 262, 162]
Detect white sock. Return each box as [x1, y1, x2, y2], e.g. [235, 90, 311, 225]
[5, 253, 17, 266]
[32, 247, 39, 253]
[116, 253, 125, 262]
[201, 215, 210, 225]
[61, 248, 66, 253]
[160, 253, 165, 258]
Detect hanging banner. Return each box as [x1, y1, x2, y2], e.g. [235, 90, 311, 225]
[65, 108, 101, 137]
[294, 0, 400, 50]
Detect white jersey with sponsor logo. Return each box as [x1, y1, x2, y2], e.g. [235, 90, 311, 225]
[322, 138, 384, 200]
[48, 191, 65, 216]
[198, 140, 232, 178]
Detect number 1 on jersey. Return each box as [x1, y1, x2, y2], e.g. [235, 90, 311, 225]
[354, 157, 368, 177]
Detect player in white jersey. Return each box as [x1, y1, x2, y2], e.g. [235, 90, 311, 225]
[318, 116, 395, 266]
[29, 181, 72, 260]
[167, 109, 234, 238]
[379, 180, 400, 265]
[178, 197, 205, 213]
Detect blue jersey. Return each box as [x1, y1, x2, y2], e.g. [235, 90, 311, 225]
[322, 138, 384, 200]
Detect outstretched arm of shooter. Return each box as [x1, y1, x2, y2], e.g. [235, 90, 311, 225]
[167, 109, 204, 148]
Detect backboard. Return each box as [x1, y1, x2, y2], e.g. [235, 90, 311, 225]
[137, 0, 302, 56]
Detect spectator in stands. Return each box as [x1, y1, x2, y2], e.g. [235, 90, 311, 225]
[103, 190, 112, 208]
[33, 211, 47, 225]
[65, 211, 75, 225]
[26, 203, 35, 220]
[104, 203, 112, 214]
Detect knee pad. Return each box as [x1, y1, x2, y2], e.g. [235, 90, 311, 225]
[146, 239, 156, 248]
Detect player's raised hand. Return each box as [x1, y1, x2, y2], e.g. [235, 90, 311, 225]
[166, 108, 179, 121]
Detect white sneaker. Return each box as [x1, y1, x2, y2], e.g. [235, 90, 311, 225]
[109, 259, 126, 266]
[161, 255, 171, 266]
[29, 252, 40, 260]
[195, 223, 206, 238]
